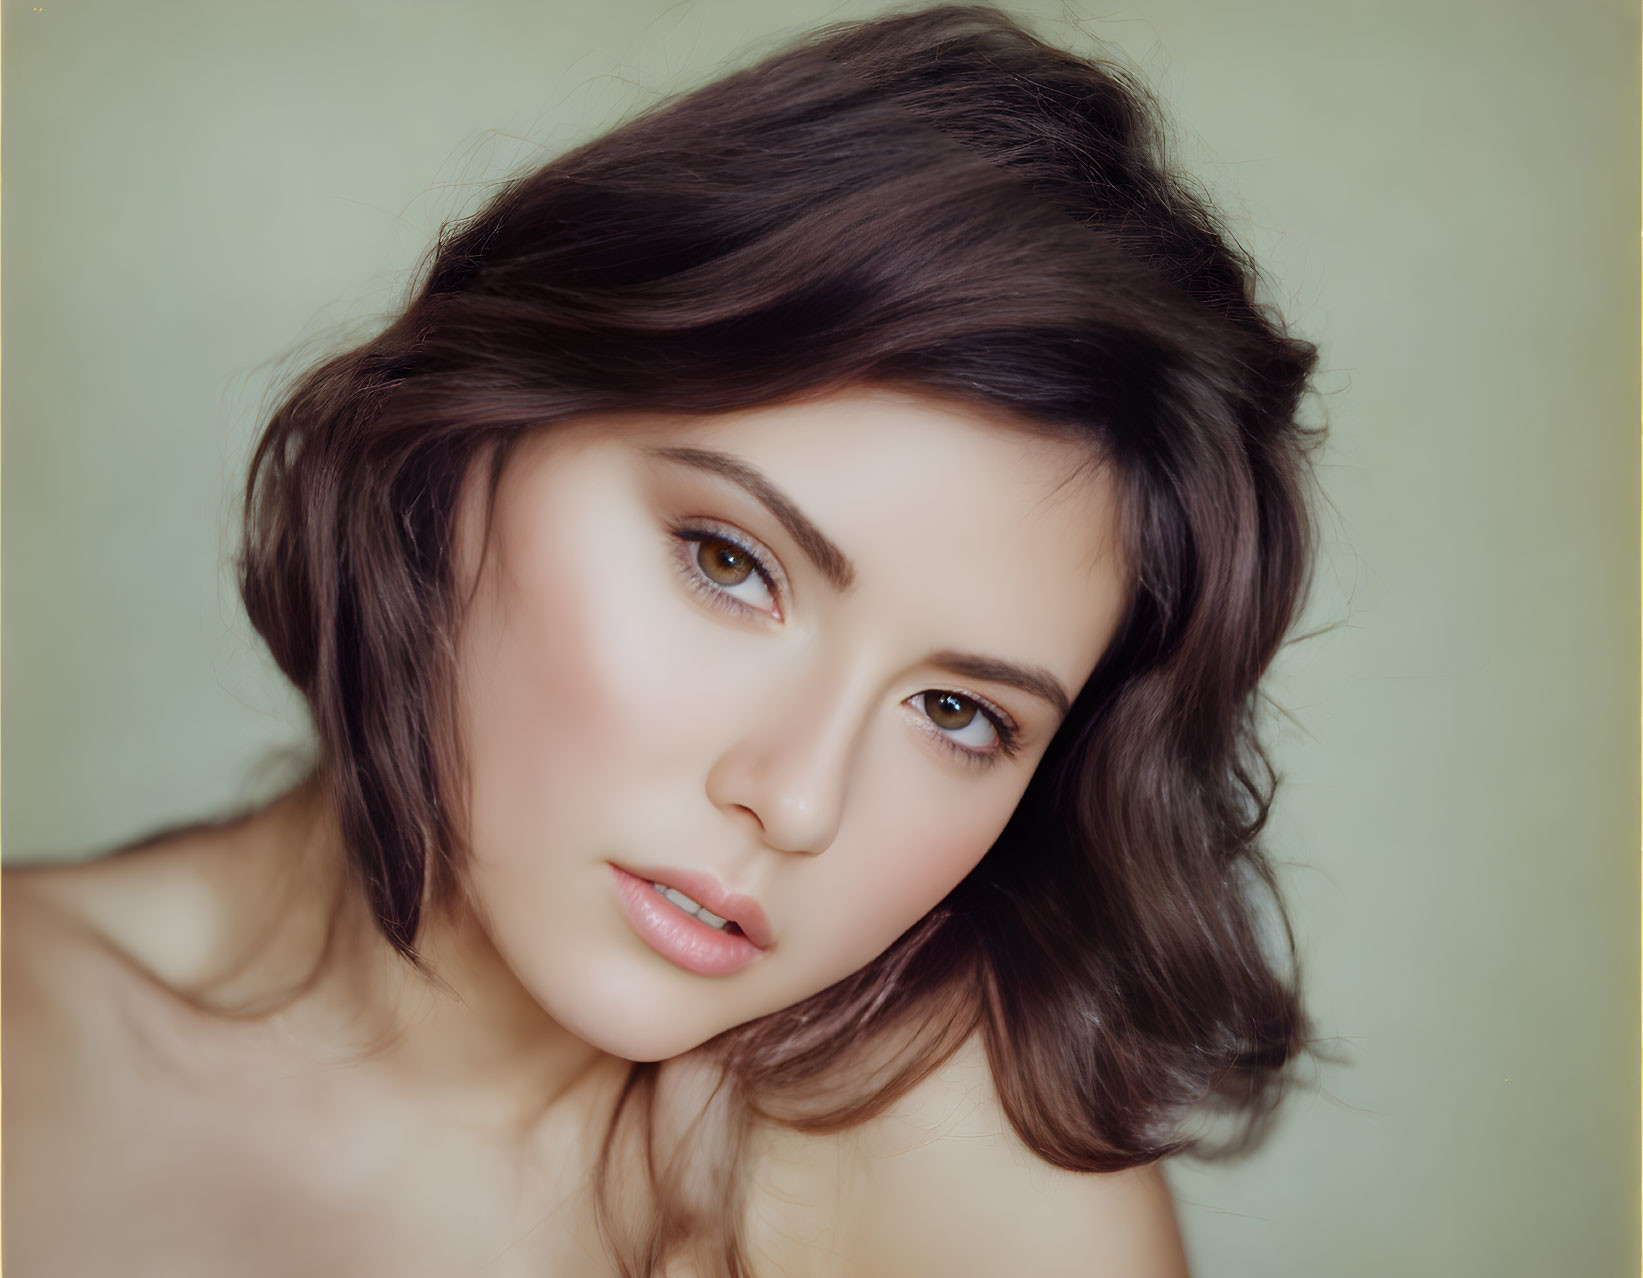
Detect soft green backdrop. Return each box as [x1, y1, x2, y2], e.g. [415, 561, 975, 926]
[5, 1, 1638, 1273]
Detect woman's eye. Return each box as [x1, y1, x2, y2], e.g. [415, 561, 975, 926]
[916, 690, 1007, 755]
[697, 537, 756, 586]
[676, 530, 780, 616]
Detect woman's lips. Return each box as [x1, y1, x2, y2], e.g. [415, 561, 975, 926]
[609, 865, 768, 977]
[618, 863, 774, 949]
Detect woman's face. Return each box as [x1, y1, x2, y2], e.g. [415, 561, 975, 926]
[451, 387, 1128, 1061]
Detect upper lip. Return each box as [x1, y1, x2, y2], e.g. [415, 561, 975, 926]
[620, 863, 774, 949]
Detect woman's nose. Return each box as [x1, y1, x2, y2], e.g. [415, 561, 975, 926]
[703, 677, 865, 857]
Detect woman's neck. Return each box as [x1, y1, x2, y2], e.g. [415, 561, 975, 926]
[210, 779, 634, 1137]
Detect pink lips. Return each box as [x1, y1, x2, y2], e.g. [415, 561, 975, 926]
[609, 864, 770, 977]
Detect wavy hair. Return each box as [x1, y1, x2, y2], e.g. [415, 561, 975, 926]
[239, 5, 1323, 1273]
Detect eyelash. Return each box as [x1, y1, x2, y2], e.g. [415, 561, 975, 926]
[914, 691, 1021, 769]
[668, 521, 1022, 769]
[671, 521, 786, 621]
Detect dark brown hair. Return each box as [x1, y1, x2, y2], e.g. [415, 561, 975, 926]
[240, 5, 1322, 1272]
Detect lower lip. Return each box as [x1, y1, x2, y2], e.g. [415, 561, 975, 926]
[609, 865, 766, 977]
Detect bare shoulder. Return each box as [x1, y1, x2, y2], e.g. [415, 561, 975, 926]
[2, 848, 208, 1240]
[4, 792, 332, 1014]
[2, 814, 300, 1102]
[4, 855, 143, 1029]
[740, 1034, 1188, 1278]
[842, 1034, 1189, 1278]
[3, 838, 217, 1087]
[6, 827, 236, 1003]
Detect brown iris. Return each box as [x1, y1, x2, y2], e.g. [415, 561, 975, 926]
[926, 691, 978, 730]
[697, 536, 754, 586]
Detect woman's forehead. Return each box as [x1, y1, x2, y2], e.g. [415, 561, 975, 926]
[641, 388, 1120, 566]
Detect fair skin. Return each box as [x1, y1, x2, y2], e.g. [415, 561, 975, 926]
[3, 387, 1188, 1276]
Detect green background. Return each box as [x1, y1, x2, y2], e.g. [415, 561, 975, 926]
[5, 1, 1638, 1272]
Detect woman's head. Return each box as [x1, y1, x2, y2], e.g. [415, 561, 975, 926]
[448, 388, 1128, 1060]
[240, 0, 1318, 1195]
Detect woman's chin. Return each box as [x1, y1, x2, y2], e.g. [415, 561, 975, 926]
[572, 1012, 725, 1065]
[535, 973, 746, 1064]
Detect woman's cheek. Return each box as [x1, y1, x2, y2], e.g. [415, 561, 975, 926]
[456, 492, 683, 872]
[492, 519, 701, 774]
[808, 783, 1008, 969]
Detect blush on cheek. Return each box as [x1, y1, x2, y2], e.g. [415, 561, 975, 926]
[504, 566, 647, 763]
[483, 486, 678, 764]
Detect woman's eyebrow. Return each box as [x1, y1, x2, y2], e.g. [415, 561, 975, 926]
[650, 446, 1071, 715]
[647, 446, 857, 591]
[926, 651, 1072, 719]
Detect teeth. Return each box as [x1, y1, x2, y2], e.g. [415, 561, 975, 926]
[660, 886, 701, 914]
[651, 881, 732, 932]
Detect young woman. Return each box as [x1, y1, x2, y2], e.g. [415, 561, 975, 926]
[3, 5, 1321, 1275]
